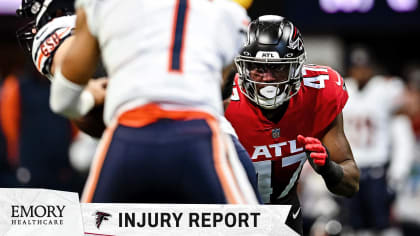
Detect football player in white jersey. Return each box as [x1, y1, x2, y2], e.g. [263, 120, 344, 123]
[16, 0, 108, 138]
[48, 0, 260, 204]
[342, 47, 415, 234]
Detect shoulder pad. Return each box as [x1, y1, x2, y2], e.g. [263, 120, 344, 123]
[298, 65, 348, 136]
[32, 15, 76, 79]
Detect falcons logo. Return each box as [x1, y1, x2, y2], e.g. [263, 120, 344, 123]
[288, 25, 304, 51]
[94, 211, 111, 229]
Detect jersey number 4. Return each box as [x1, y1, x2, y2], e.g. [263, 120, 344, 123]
[302, 67, 329, 89]
[168, 0, 189, 73]
[302, 67, 344, 89]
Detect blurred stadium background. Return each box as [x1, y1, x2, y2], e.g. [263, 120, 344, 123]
[1, 0, 420, 235]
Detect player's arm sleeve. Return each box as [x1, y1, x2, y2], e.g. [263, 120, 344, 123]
[386, 78, 415, 189]
[217, 2, 249, 106]
[388, 114, 416, 191]
[217, 2, 250, 68]
[386, 77, 406, 113]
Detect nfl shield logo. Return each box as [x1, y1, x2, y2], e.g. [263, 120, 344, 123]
[272, 128, 280, 138]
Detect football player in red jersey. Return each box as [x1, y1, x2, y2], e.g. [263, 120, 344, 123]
[224, 15, 360, 234]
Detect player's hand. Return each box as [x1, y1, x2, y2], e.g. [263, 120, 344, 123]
[297, 135, 329, 167]
[298, 135, 345, 187]
[85, 77, 108, 106]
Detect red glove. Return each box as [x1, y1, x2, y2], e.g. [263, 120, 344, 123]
[297, 135, 328, 166]
[298, 135, 344, 187]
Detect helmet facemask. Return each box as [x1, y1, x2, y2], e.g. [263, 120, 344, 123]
[235, 53, 305, 109]
[16, 20, 37, 54]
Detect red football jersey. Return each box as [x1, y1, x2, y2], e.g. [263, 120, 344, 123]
[225, 65, 348, 202]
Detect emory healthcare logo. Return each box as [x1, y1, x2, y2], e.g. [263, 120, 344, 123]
[95, 211, 112, 229]
[11, 205, 66, 225]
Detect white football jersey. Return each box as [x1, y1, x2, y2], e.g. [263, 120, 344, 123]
[32, 15, 76, 80]
[343, 76, 404, 167]
[75, 0, 249, 125]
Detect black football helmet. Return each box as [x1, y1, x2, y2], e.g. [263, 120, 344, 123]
[16, 0, 74, 53]
[235, 15, 306, 109]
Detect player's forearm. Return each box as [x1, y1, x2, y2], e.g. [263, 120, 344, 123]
[298, 133, 360, 197]
[326, 159, 359, 197]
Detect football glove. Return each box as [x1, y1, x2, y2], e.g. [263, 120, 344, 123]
[297, 135, 329, 169]
[297, 134, 344, 187]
